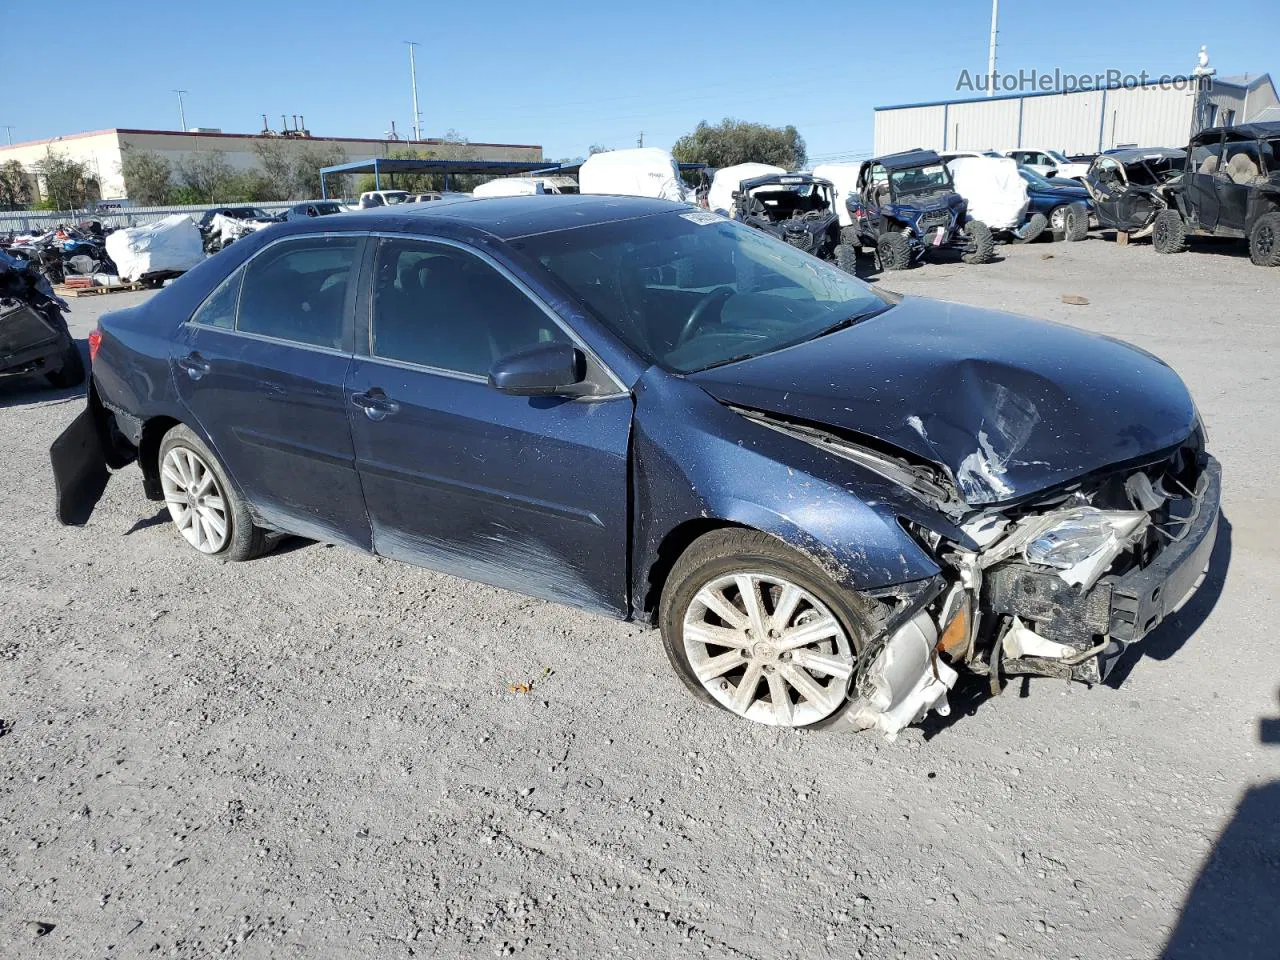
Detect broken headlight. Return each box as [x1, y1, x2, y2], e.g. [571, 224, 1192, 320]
[1023, 507, 1148, 569]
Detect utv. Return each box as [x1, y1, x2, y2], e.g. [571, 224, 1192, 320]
[1085, 148, 1189, 241]
[732, 172, 856, 272]
[1147, 122, 1280, 266]
[846, 150, 995, 270]
[0, 250, 84, 390]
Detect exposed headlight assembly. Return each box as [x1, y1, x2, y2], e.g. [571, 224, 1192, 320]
[1023, 507, 1149, 588]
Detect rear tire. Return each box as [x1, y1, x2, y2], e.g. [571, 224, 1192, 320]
[1064, 202, 1090, 242]
[961, 220, 995, 263]
[44, 335, 85, 389]
[834, 243, 857, 274]
[1151, 210, 1188, 254]
[840, 225, 861, 247]
[658, 529, 877, 729]
[1013, 212, 1049, 244]
[1248, 212, 1280, 266]
[157, 424, 270, 562]
[876, 233, 912, 271]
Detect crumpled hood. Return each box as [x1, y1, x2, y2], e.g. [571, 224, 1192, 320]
[690, 297, 1197, 506]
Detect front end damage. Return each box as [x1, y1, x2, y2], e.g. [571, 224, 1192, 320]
[740, 408, 1220, 738]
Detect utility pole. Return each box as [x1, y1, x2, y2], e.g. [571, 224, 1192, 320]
[173, 89, 188, 130]
[2, 125, 14, 145]
[405, 41, 422, 141]
[637, 131, 644, 148]
[986, 0, 999, 98]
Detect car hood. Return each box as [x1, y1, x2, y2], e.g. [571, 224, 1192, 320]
[689, 297, 1197, 506]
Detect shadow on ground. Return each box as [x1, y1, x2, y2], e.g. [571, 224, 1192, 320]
[1160, 691, 1280, 959]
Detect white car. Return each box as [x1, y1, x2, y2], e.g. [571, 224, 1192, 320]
[472, 176, 579, 198]
[1001, 149, 1089, 181]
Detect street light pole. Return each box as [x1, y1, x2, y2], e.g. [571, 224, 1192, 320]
[173, 89, 188, 131]
[2, 125, 14, 146]
[404, 41, 422, 141]
[986, 0, 999, 98]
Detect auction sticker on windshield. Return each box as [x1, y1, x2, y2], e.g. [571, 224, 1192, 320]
[680, 211, 725, 225]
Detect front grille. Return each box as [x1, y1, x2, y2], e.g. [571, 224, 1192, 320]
[917, 209, 951, 232]
[784, 229, 813, 251]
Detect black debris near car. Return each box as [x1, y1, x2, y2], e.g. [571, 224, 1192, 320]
[845, 150, 995, 270]
[0, 249, 84, 389]
[732, 172, 856, 272]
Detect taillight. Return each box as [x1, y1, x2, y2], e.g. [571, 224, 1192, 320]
[88, 327, 102, 363]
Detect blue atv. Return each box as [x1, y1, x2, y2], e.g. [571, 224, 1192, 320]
[845, 149, 994, 270]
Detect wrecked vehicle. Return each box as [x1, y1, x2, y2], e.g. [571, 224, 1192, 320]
[1144, 122, 1280, 265]
[1, 249, 84, 388]
[945, 156, 1048, 244]
[50, 197, 1220, 738]
[846, 150, 995, 270]
[731, 172, 856, 272]
[1084, 148, 1187, 240]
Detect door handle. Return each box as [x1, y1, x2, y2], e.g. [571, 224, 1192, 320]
[178, 352, 210, 380]
[351, 388, 400, 421]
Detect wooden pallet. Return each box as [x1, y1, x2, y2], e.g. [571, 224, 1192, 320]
[54, 281, 145, 298]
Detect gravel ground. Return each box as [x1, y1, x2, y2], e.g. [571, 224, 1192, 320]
[2, 235, 1278, 959]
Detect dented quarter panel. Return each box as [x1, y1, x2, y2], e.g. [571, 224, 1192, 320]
[689, 297, 1197, 506]
[629, 371, 942, 618]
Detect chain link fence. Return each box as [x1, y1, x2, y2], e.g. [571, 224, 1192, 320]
[0, 201, 309, 235]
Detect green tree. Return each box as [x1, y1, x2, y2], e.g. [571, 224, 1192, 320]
[36, 149, 96, 209]
[175, 151, 237, 203]
[0, 159, 33, 210]
[119, 148, 174, 205]
[290, 143, 348, 199]
[672, 118, 807, 170]
[250, 139, 294, 200]
[355, 132, 481, 195]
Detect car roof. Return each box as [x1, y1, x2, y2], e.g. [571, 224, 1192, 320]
[329, 194, 684, 240]
[1196, 120, 1280, 142]
[1102, 147, 1186, 163]
[871, 149, 943, 170]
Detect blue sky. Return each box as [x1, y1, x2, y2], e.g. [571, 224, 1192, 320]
[2, 0, 1277, 161]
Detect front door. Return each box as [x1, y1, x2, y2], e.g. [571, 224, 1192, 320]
[1186, 134, 1225, 231]
[1216, 140, 1260, 235]
[345, 236, 632, 615]
[171, 234, 371, 549]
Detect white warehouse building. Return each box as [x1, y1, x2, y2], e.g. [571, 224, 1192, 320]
[874, 73, 1278, 156]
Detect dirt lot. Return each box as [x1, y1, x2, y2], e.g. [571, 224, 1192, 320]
[2, 235, 1278, 960]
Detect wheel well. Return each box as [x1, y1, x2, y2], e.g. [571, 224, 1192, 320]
[138, 416, 182, 501]
[641, 518, 748, 623]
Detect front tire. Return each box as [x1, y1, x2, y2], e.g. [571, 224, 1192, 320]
[45, 335, 85, 389]
[960, 219, 995, 263]
[1063, 202, 1090, 242]
[1249, 212, 1280, 266]
[834, 243, 857, 274]
[158, 424, 270, 561]
[1152, 209, 1188, 254]
[876, 232, 912, 271]
[1013, 212, 1048, 244]
[658, 529, 877, 729]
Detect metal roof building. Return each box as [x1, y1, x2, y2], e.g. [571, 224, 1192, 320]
[874, 73, 1278, 156]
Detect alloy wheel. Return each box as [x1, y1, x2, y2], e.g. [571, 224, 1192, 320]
[1259, 224, 1275, 258]
[682, 572, 855, 727]
[160, 446, 229, 554]
[1051, 207, 1067, 232]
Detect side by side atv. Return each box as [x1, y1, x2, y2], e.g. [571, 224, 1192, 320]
[1, 250, 84, 390]
[845, 150, 995, 270]
[1151, 122, 1280, 266]
[732, 172, 856, 272]
[1085, 148, 1189, 241]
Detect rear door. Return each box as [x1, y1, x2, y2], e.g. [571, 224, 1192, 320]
[1217, 139, 1260, 235]
[1186, 134, 1225, 231]
[344, 235, 632, 615]
[171, 233, 371, 548]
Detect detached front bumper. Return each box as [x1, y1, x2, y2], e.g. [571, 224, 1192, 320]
[986, 455, 1221, 682]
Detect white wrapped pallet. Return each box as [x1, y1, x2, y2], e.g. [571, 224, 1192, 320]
[945, 157, 1031, 231]
[578, 148, 691, 203]
[104, 214, 206, 282]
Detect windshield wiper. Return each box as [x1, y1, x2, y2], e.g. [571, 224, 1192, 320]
[813, 303, 890, 339]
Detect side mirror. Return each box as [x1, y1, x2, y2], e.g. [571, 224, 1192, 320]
[488, 342, 587, 397]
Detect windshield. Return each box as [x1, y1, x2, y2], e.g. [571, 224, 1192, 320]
[382, 192, 410, 205]
[1046, 151, 1072, 165]
[891, 163, 952, 197]
[513, 212, 888, 374]
[1018, 167, 1059, 189]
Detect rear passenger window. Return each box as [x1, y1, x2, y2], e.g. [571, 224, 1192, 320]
[190, 267, 242, 330]
[370, 238, 570, 377]
[237, 237, 358, 349]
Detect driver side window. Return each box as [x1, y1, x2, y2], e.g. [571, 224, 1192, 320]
[237, 237, 358, 350]
[370, 238, 571, 377]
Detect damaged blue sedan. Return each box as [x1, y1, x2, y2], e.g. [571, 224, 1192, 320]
[50, 196, 1220, 736]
